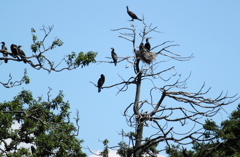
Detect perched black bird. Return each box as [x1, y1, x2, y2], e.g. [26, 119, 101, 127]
[97, 74, 105, 93]
[1, 42, 8, 63]
[10, 44, 19, 58]
[111, 47, 118, 66]
[139, 43, 145, 51]
[17, 45, 27, 63]
[126, 6, 142, 21]
[145, 38, 151, 51]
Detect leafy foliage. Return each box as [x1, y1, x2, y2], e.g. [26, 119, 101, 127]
[117, 141, 132, 157]
[0, 90, 86, 157]
[0, 24, 99, 157]
[99, 139, 109, 157]
[66, 51, 97, 68]
[30, 26, 63, 53]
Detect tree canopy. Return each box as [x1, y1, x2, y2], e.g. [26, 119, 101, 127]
[0, 26, 97, 156]
[0, 89, 86, 157]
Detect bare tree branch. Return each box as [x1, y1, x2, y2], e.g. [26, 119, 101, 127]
[0, 69, 29, 88]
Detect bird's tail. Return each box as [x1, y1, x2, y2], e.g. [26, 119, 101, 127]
[138, 19, 142, 21]
[98, 87, 101, 93]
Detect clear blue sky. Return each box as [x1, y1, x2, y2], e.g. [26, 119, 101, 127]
[1, 1, 240, 156]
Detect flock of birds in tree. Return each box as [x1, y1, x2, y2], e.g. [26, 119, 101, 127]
[0, 6, 153, 93]
[97, 6, 154, 93]
[1, 42, 27, 64]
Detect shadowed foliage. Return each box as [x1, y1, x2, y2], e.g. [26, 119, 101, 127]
[0, 89, 86, 157]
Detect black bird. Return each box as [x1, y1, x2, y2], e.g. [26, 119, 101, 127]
[97, 74, 105, 93]
[111, 47, 118, 66]
[126, 6, 142, 21]
[10, 44, 19, 58]
[1, 42, 8, 63]
[17, 45, 27, 63]
[139, 42, 147, 52]
[139, 42, 156, 64]
[145, 38, 151, 51]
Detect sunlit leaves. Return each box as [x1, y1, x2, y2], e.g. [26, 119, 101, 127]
[28, 26, 98, 72]
[32, 34, 37, 42]
[66, 51, 97, 68]
[23, 69, 30, 85]
[31, 26, 63, 53]
[31, 27, 39, 52]
[23, 75, 30, 84]
[100, 139, 109, 157]
[51, 38, 63, 49]
[31, 44, 38, 53]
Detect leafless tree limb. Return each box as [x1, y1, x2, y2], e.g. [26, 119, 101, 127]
[95, 18, 239, 157]
[0, 69, 29, 88]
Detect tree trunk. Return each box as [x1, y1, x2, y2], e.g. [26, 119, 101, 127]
[133, 59, 143, 157]
[134, 124, 144, 157]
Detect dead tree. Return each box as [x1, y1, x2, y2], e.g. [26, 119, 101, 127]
[96, 19, 239, 157]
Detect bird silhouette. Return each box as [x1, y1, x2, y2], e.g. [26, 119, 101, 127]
[145, 38, 151, 51]
[126, 6, 142, 21]
[111, 47, 118, 66]
[17, 45, 27, 63]
[10, 44, 19, 59]
[1, 42, 8, 63]
[98, 74, 105, 93]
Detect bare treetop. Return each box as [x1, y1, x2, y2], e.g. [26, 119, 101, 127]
[93, 18, 239, 157]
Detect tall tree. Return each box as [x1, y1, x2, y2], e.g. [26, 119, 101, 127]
[94, 18, 239, 157]
[0, 89, 86, 156]
[165, 103, 240, 157]
[0, 25, 97, 156]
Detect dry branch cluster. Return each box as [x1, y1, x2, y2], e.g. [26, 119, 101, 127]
[97, 17, 239, 157]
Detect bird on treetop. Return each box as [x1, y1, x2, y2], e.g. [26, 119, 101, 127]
[145, 37, 152, 52]
[126, 6, 142, 21]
